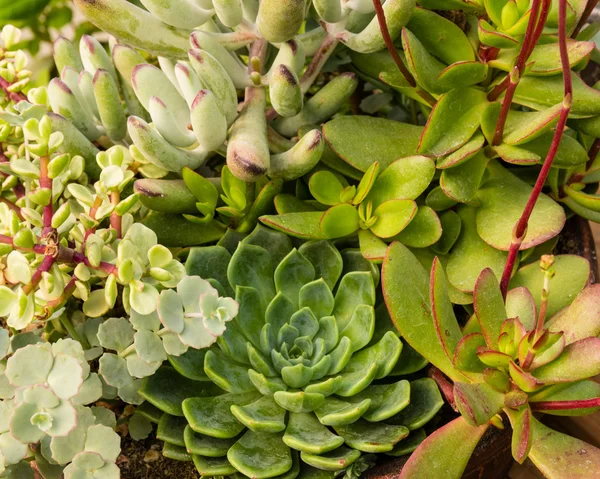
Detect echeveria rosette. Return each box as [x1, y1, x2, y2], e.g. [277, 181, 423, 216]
[383, 243, 600, 478]
[139, 230, 440, 478]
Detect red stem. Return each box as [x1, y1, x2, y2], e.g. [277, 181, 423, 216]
[0, 197, 23, 219]
[39, 156, 54, 236]
[572, 0, 599, 38]
[372, 0, 436, 106]
[21, 254, 55, 294]
[488, 0, 550, 103]
[500, 0, 573, 298]
[0, 77, 27, 104]
[109, 190, 122, 238]
[429, 367, 457, 410]
[531, 397, 600, 410]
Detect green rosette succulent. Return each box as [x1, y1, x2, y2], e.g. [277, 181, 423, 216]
[138, 228, 441, 477]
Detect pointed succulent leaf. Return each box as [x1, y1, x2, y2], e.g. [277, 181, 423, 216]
[454, 382, 504, 426]
[388, 378, 443, 430]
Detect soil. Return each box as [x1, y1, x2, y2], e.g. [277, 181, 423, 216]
[119, 435, 198, 479]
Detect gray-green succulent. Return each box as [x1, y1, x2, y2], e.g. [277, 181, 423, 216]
[139, 229, 441, 477]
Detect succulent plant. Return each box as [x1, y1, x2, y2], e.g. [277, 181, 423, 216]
[0, 333, 119, 478]
[383, 243, 600, 478]
[139, 229, 441, 477]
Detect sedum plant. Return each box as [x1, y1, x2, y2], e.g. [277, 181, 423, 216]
[139, 230, 442, 478]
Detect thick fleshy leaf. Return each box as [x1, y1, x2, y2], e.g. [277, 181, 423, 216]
[370, 200, 417, 238]
[274, 249, 315, 308]
[394, 206, 441, 248]
[476, 164, 565, 250]
[473, 268, 507, 349]
[430, 258, 463, 363]
[399, 417, 488, 479]
[335, 420, 408, 453]
[273, 391, 325, 413]
[205, 350, 255, 394]
[382, 242, 466, 381]
[228, 243, 275, 310]
[193, 455, 236, 476]
[406, 8, 474, 64]
[139, 366, 216, 416]
[352, 380, 410, 422]
[514, 73, 600, 118]
[506, 407, 533, 464]
[453, 333, 487, 373]
[386, 428, 427, 457]
[315, 397, 371, 426]
[506, 287, 537, 331]
[529, 380, 600, 416]
[527, 416, 600, 478]
[184, 425, 237, 457]
[183, 392, 260, 439]
[491, 40, 594, 76]
[227, 430, 292, 479]
[548, 284, 600, 344]
[283, 412, 344, 454]
[418, 88, 488, 157]
[532, 338, 600, 384]
[261, 212, 326, 240]
[440, 150, 489, 203]
[230, 395, 286, 433]
[436, 133, 485, 169]
[432, 210, 462, 255]
[388, 379, 444, 430]
[447, 206, 507, 293]
[453, 382, 504, 426]
[323, 116, 422, 171]
[300, 446, 361, 472]
[510, 255, 590, 318]
[320, 204, 360, 239]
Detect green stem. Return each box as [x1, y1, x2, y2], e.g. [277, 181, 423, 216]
[59, 314, 91, 350]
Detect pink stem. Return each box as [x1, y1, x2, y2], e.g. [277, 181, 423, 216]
[429, 367, 457, 410]
[372, 0, 436, 106]
[21, 254, 54, 294]
[109, 190, 122, 238]
[39, 156, 54, 236]
[0, 77, 27, 104]
[499, 0, 573, 298]
[531, 398, 600, 410]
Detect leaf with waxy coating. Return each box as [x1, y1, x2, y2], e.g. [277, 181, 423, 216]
[532, 338, 600, 384]
[454, 382, 504, 426]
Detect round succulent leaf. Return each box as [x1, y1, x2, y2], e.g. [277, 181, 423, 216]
[99, 353, 132, 389]
[275, 249, 316, 308]
[476, 166, 565, 250]
[72, 374, 103, 406]
[176, 276, 213, 315]
[23, 385, 60, 409]
[365, 156, 435, 208]
[126, 353, 162, 379]
[300, 446, 361, 472]
[5, 251, 32, 285]
[97, 318, 134, 354]
[43, 400, 78, 437]
[446, 206, 507, 293]
[0, 288, 17, 318]
[204, 351, 255, 393]
[370, 199, 417, 239]
[0, 432, 28, 464]
[230, 395, 286, 433]
[192, 455, 236, 476]
[335, 419, 409, 453]
[129, 281, 159, 316]
[129, 309, 161, 333]
[308, 170, 345, 206]
[71, 450, 105, 471]
[48, 354, 84, 400]
[319, 204, 360, 239]
[393, 206, 442, 248]
[432, 210, 462, 255]
[10, 402, 46, 443]
[183, 425, 237, 457]
[162, 332, 189, 357]
[388, 378, 444, 430]
[352, 380, 411, 422]
[440, 150, 489, 204]
[128, 413, 153, 441]
[133, 329, 167, 364]
[283, 412, 344, 454]
[183, 393, 261, 439]
[227, 430, 292, 479]
[84, 424, 121, 462]
[6, 344, 53, 387]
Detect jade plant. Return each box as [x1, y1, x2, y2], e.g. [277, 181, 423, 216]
[139, 230, 442, 477]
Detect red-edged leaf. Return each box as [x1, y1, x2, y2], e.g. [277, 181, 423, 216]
[453, 382, 504, 426]
[399, 416, 488, 479]
[532, 337, 600, 384]
[430, 257, 463, 363]
[453, 333, 487, 373]
[506, 406, 532, 464]
[477, 349, 512, 368]
[506, 287, 537, 331]
[473, 268, 507, 349]
[509, 361, 543, 393]
[548, 284, 600, 345]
